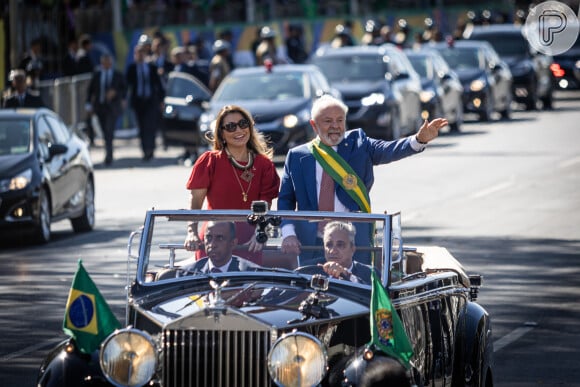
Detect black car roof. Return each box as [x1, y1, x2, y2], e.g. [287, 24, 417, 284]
[466, 23, 525, 37]
[427, 40, 493, 50]
[313, 44, 400, 58]
[228, 63, 322, 76]
[0, 108, 54, 119]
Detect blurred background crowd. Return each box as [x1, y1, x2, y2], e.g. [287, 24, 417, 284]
[0, 0, 576, 158]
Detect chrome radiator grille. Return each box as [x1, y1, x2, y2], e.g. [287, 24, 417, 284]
[162, 329, 272, 387]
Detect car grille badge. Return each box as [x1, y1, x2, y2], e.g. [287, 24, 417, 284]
[206, 279, 229, 322]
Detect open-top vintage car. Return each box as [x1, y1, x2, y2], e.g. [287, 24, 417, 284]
[37, 204, 493, 387]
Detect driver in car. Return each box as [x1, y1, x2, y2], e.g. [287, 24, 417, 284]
[181, 221, 259, 274]
[318, 221, 375, 285]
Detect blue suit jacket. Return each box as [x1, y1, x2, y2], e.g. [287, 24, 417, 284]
[184, 255, 258, 274]
[278, 129, 420, 264]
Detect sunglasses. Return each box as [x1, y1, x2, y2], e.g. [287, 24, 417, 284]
[222, 118, 250, 132]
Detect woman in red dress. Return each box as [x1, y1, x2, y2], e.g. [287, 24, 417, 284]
[184, 105, 280, 264]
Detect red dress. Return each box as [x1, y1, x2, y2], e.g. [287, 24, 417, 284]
[186, 150, 280, 264]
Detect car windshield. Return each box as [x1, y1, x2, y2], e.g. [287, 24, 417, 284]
[135, 209, 403, 286]
[474, 34, 528, 57]
[313, 55, 388, 82]
[166, 76, 207, 99]
[214, 72, 306, 101]
[438, 47, 484, 70]
[408, 55, 432, 79]
[0, 119, 31, 156]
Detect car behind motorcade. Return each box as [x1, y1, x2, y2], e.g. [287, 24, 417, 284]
[405, 48, 464, 132]
[161, 71, 212, 162]
[198, 64, 339, 154]
[0, 108, 95, 243]
[37, 206, 493, 387]
[310, 44, 423, 140]
[464, 24, 554, 110]
[429, 39, 513, 121]
[551, 34, 580, 90]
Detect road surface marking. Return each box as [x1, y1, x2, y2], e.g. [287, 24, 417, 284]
[471, 181, 513, 199]
[558, 156, 580, 169]
[0, 338, 63, 362]
[493, 325, 535, 352]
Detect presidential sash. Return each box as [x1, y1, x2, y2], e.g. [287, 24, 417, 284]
[309, 138, 371, 213]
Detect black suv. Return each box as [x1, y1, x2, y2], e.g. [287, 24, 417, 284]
[465, 24, 555, 110]
[310, 44, 422, 140]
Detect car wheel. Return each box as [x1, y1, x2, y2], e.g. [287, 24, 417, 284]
[449, 103, 463, 132]
[479, 91, 494, 122]
[33, 189, 51, 244]
[525, 79, 538, 110]
[71, 178, 95, 232]
[389, 108, 402, 140]
[499, 98, 511, 120]
[541, 88, 554, 110]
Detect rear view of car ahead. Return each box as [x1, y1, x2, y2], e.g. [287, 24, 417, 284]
[430, 39, 513, 121]
[37, 206, 493, 387]
[199, 64, 338, 154]
[310, 44, 422, 140]
[0, 108, 95, 243]
[551, 34, 580, 90]
[465, 24, 555, 110]
[405, 48, 464, 132]
[161, 71, 212, 162]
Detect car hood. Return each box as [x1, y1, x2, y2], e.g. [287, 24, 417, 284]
[420, 78, 436, 90]
[454, 68, 486, 84]
[209, 99, 310, 122]
[135, 278, 370, 330]
[330, 80, 386, 98]
[0, 153, 35, 178]
[502, 56, 530, 67]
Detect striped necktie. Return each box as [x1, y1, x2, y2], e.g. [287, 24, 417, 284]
[317, 169, 335, 235]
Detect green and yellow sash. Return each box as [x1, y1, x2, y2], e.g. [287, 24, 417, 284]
[309, 138, 371, 213]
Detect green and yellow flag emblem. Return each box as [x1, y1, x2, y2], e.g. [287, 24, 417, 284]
[369, 270, 414, 368]
[63, 260, 121, 354]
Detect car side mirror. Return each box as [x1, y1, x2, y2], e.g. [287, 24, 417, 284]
[394, 72, 410, 80]
[185, 95, 205, 106]
[48, 143, 67, 159]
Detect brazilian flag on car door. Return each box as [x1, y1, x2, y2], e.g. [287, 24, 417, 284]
[63, 260, 121, 354]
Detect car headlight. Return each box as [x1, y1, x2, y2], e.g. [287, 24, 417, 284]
[199, 112, 216, 133]
[470, 78, 486, 92]
[0, 168, 32, 193]
[283, 108, 310, 128]
[100, 328, 157, 387]
[268, 331, 327, 387]
[361, 93, 386, 106]
[420, 90, 436, 103]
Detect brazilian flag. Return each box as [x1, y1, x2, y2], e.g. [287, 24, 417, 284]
[368, 270, 414, 368]
[63, 260, 121, 354]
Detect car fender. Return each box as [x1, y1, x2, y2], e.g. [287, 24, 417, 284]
[36, 339, 112, 387]
[453, 302, 494, 387]
[338, 351, 413, 386]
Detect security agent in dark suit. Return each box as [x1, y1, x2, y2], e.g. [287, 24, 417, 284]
[125, 43, 165, 161]
[317, 221, 376, 285]
[2, 69, 45, 108]
[86, 54, 127, 165]
[181, 221, 259, 274]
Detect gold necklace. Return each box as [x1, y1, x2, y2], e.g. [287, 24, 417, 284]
[224, 147, 254, 182]
[231, 163, 253, 202]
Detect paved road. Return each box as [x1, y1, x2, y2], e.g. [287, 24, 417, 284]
[1, 90, 579, 386]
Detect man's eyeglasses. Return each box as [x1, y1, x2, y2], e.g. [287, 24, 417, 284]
[222, 118, 250, 132]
